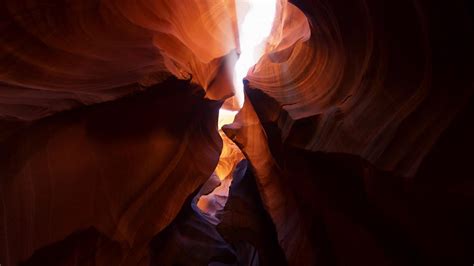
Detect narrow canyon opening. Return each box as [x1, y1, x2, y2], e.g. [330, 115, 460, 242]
[1, 0, 472, 265]
[196, 0, 279, 218]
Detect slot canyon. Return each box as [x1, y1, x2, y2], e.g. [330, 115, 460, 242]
[0, 0, 473, 265]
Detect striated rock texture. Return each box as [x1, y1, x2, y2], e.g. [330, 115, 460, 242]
[247, 0, 473, 177]
[227, 94, 474, 265]
[220, 1, 473, 263]
[0, 0, 472, 265]
[223, 90, 473, 266]
[0, 0, 309, 121]
[0, 78, 222, 265]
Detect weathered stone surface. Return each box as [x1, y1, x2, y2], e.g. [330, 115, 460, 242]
[0, 78, 222, 265]
[0, 0, 472, 265]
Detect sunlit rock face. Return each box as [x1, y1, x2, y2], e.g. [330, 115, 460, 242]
[1, 0, 473, 265]
[225, 0, 473, 265]
[0, 0, 309, 122]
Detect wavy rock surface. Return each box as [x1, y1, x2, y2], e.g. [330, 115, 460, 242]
[0, 0, 310, 121]
[223, 1, 473, 262]
[0, 78, 222, 265]
[0, 0, 472, 265]
[248, 0, 473, 176]
[225, 92, 474, 265]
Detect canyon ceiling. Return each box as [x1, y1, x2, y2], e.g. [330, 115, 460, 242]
[0, 0, 473, 265]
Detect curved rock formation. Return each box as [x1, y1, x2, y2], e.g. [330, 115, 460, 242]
[247, 0, 473, 177]
[0, 78, 222, 265]
[0, 0, 472, 265]
[228, 93, 474, 265]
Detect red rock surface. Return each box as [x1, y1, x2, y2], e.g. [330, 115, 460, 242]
[0, 0, 473, 265]
[0, 78, 222, 265]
